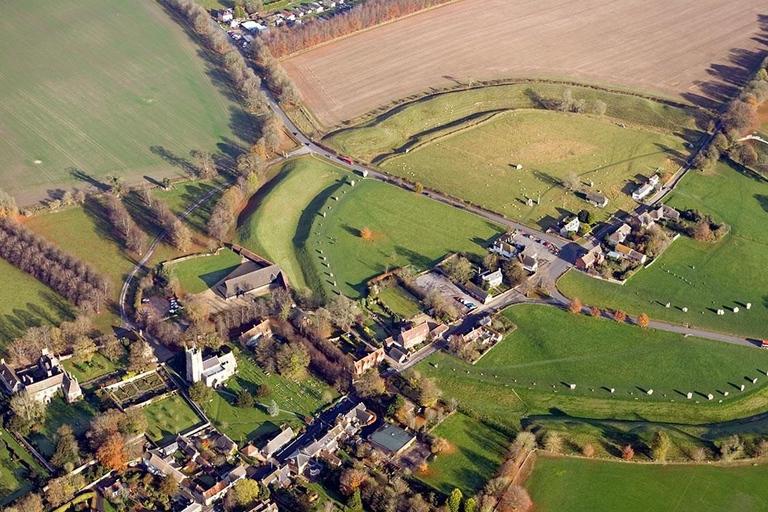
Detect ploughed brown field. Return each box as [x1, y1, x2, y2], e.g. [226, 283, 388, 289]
[283, 0, 767, 127]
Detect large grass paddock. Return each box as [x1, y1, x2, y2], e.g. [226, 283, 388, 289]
[559, 161, 768, 339]
[311, 178, 503, 298]
[380, 109, 686, 227]
[527, 455, 768, 512]
[143, 394, 205, 444]
[0, 428, 47, 505]
[0, 258, 75, 350]
[236, 157, 347, 293]
[417, 305, 768, 427]
[0, 0, 254, 202]
[419, 413, 508, 496]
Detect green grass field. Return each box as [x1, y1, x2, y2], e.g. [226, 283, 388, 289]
[0, 258, 75, 350]
[237, 156, 347, 293]
[559, 161, 768, 339]
[28, 397, 99, 458]
[527, 455, 768, 512]
[0, 0, 255, 201]
[202, 351, 337, 444]
[377, 285, 423, 318]
[169, 249, 243, 295]
[143, 394, 205, 444]
[326, 83, 702, 161]
[0, 428, 47, 506]
[380, 109, 686, 227]
[62, 352, 122, 383]
[417, 305, 768, 427]
[419, 413, 508, 496]
[311, 178, 503, 298]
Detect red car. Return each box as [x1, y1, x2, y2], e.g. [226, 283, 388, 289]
[338, 156, 354, 165]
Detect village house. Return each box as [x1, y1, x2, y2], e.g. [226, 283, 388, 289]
[143, 449, 187, 484]
[489, 233, 518, 259]
[351, 346, 385, 376]
[480, 268, 503, 288]
[635, 211, 656, 229]
[465, 282, 493, 305]
[185, 346, 237, 388]
[519, 246, 539, 273]
[389, 320, 435, 351]
[239, 319, 273, 348]
[632, 178, 657, 201]
[262, 427, 295, 459]
[0, 349, 82, 404]
[584, 190, 609, 208]
[651, 204, 680, 223]
[245, 501, 279, 512]
[607, 223, 632, 246]
[615, 244, 647, 264]
[559, 216, 580, 237]
[575, 246, 604, 270]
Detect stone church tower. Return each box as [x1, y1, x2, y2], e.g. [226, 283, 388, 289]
[185, 346, 203, 384]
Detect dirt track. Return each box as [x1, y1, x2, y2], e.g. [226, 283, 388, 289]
[283, 0, 767, 127]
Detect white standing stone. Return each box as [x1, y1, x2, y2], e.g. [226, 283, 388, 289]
[733, 307, 740, 313]
[686, 392, 693, 399]
[707, 394, 714, 400]
[647, 389, 653, 395]
[682, 307, 688, 313]
[610, 388, 615, 393]
[569, 384, 576, 390]
[665, 302, 671, 308]
[753, 378, 758, 384]
[740, 384, 746, 391]
[746, 302, 752, 310]
[724, 391, 729, 396]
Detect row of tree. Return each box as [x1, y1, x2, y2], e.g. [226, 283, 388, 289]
[163, 0, 286, 147]
[0, 217, 110, 314]
[695, 57, 768, 173]
[260, 0, 454, 58]
[104, 195, 147, 255]
[150, 198, 192, 252]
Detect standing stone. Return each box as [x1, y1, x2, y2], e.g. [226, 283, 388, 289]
[646, 389, 653, 395]
[752, 378, 758, 384]
[707, 394, 714, 400]
[686, 392, 693, 399]
[610, 388, 615, 393]
[740, 384, 745, 391]
[569, 384, 576, 390]
[733, 307, 740, 313]
[746, 302, 752, 310]
[724, 391, 729, 396]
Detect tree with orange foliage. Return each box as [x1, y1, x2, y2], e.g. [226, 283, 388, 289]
[96, 433, 128, 471]
[637, 313, 650, 328]
[622, 444, 635, 460]
[339, 468, 367, 496]
[360, 227, 373, 240]
[614, 310, 627, 323]
[568, 297, 582, 314]
[589, 306, 601, 317]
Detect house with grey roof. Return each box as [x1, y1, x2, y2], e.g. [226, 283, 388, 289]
[0, 349, 82, 404]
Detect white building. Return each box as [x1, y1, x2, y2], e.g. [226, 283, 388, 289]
[186, 347, 237, 388]
[632, 182, 654, 201]
[480, 268, 503, 288]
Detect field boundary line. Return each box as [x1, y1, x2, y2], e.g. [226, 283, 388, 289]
[278, 0, 467, 61]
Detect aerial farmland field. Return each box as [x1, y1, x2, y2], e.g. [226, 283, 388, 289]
[0, 0, 255, 204]
[284, 0, 766, 127]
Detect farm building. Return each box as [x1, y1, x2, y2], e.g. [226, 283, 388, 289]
[585, 191, 608, 208]
[632, 182, 655, 201]
[215, 262, 284, 300]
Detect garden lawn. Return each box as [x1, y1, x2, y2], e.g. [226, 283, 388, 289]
[527, 454, 768, 512]
[201, 351, 337, 444]
[0, 0, 254, 201]
[419, 413, 508, 496]
[153, 177, 227, 236]
[377, 285, 422, 318]
[28, 397, 99, 458]
[169, 248, 243, 295]
[378, 109, 686, 228]
[312, 179, 504, 297]
[62, 352, 121, 383]
[0, 428, 47, 506]
[558, 161, 768, 339]
[143, 394, 205, 444]
[417, 304, 768, 427]
[0, 258, 75, 349]
[236, 156, 347, 294]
